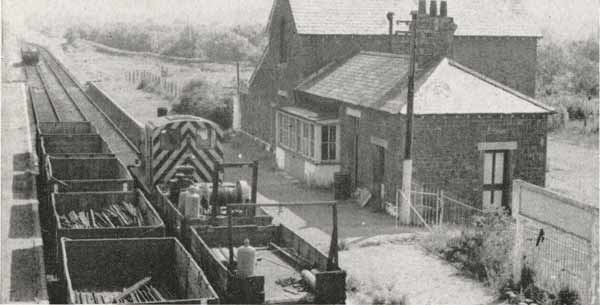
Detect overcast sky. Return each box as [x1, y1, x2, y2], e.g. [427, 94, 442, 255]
[2, 0, 598, 41]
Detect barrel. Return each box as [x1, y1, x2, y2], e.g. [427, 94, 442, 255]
[333, 172, 351, 200]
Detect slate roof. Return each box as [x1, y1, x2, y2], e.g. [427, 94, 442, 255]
[297, 52, 411, 113]
[288, 0, 542, 37]
[295, 52, 553, 115]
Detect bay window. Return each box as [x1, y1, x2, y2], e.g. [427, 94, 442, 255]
[277, 111, 337, 162]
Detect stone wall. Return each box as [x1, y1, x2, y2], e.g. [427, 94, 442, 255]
[339, 105, 406, 204]
[412, 113, 548, 206]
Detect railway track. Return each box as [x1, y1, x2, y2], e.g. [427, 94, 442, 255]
[23, 65, 59, 122]
[33, 46, 140, 165]
[36, 59, 86, 121]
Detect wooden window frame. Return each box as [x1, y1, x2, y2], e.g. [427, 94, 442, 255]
[321, 125, 337, 162]
[483, 150, 508, 207]
[276, 111, 338, 163]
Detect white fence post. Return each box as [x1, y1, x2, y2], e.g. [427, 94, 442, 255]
[511, 180, 523, 284]
[439, 190, 444, 226]
[589, 212, 599, 305]
[395, 189, 400, 228]
[435, 190, 440, 226]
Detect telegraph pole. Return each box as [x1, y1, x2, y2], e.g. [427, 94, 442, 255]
[400, 11, 418, 224]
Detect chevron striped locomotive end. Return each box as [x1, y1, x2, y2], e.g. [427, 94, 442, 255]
[143, 115, 224, 187]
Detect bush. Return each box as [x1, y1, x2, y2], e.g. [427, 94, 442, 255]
[66, 21, 266, 63]
[422, 207, 514, 294]
[420, 227, 458, 254]
[556, 287, 581, 305]
[171, 80, 233, 129]
[537, 34, 598, 97]
[541, 94, 599, 133]
[547, 104, 569, 131]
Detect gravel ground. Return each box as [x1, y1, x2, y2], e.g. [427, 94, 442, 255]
[342, 243, 497, 305]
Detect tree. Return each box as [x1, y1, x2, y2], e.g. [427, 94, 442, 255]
[171, 80, 232, 129]
[537, 34, 599, 97]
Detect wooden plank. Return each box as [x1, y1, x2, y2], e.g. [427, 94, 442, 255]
[112, 277, 151, 302]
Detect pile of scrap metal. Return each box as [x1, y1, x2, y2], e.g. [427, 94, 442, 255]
[59, 201, 143, 229]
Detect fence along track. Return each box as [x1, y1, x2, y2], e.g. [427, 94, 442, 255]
[35, 46, 140, 165]
[35, 58, 86, 122]
[23, 65, 59, 122]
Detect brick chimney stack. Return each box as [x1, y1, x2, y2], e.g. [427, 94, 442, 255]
[411, 0, 457, 67]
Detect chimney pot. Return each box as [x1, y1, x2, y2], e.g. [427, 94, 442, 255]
[386, 11, 394, 22]
[418, 0, 427, 14]
[429, 1, 438, 16]
[386, 12, 394, 52]
[440, 1, 447, 17]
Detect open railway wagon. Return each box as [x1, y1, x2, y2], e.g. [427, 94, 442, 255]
[40, 133, 114, 157]
[47, 190, 166, 277]
[35, 123, 121, 277]
[45, 155, 134, 193]
[188, 202, 346, 304]
[61, 237, 219, 304]
[35, 122, 99, 173]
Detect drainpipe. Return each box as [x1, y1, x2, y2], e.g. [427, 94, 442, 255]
[400, 11, 418, 225]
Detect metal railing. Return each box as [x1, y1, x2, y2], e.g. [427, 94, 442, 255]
[388, 182, 483, 230]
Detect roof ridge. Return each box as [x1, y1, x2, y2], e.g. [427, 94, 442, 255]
[295, 54, 352, 90]
[446, 59, 555, 113]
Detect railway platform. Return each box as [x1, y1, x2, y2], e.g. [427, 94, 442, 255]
[1, 80, 48, 303]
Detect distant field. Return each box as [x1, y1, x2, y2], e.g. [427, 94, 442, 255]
[546, 121, 599, 206]
[38, 37, 253, 124]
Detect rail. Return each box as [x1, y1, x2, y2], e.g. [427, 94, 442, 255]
[33, 65, 63, 121]
[23, 64, 60, 122]
[37, 57, 87, 121]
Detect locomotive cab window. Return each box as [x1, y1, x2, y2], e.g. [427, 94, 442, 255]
[159, 126, 215, 150]
[194, 127, 214, 149]
[160, 129, 181, 150]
